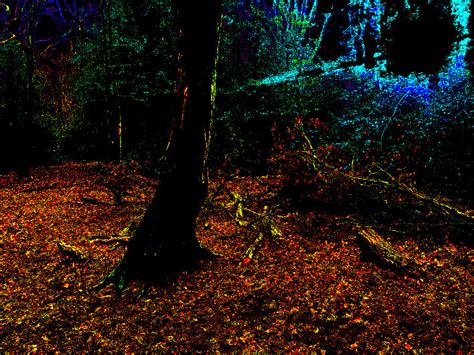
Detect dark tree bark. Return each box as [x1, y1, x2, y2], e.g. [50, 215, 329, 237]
[99, 0, 223, 287]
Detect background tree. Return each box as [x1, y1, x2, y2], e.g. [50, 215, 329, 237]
[98, 0, 223, 288]
[0, 1, 40, 176]
[68, 0, 175, 164]
[0, 0, 99, 171]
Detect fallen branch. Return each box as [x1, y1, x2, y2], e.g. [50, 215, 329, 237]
[238, 204, 283, 262]
[342, 171, 474, 225]
[243, 231, 265, 261]
[89, 237, 129, 245]
[88, 215, 142, 245]
[57, 241, 87, 262]
[297, 127, 474, 227]
[356, 227, 424, 276]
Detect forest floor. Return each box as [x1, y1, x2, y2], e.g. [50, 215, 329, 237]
[1, 162, 472, 352]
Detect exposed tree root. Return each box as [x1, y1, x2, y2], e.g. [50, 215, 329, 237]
[93, 238, 217, 292]
[93, 255, 129, 292]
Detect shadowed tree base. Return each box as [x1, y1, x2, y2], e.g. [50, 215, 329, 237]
[95, 238, 217, 291]
[95, 180, 218, 290]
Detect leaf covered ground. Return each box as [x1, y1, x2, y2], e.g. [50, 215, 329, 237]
[1, 162, 472, 352]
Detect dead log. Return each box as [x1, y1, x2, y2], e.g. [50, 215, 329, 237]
[356, 227, 424, 276]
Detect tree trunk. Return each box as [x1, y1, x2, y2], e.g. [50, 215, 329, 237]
[14, 2, 37, 178]
[99, 0, 223, 286]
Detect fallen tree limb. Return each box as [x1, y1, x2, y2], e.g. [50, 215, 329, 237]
[347, 174, 474, 225]
[243, 231, 265, 262]
[356, 227, 425, 276]
[88, 214, 142, 245]
[236, 203, 283, 262]
[218, 190, 284, 262]
[297, 127, 474, 227]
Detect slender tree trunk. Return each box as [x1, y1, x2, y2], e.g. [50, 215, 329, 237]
[100, 0, 223, 286]
[16, 2, 37, 178]
[102, 0, 114, 160]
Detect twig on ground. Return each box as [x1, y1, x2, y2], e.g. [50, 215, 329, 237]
[57, 241, 87, 262]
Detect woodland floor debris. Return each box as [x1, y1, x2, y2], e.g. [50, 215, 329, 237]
[1, 162, 472, 352]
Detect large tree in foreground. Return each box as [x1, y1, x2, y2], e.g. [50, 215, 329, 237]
[99, 0, 223, 288]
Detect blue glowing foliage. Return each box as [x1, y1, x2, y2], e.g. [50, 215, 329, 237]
[216, 0, 472, 186]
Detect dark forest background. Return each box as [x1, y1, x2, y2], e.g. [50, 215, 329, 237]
[0, 0, 472, 198]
